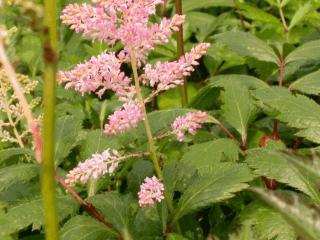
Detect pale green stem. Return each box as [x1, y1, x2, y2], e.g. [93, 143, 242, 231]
[130, 52, 174, 213]
[42, 0, 59, 239]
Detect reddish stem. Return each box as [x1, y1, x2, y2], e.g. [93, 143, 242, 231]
[217, 123, 242, 147]
[55, 175, 118, 232]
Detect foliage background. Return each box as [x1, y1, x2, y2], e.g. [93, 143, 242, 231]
[1, 0, 320, 239]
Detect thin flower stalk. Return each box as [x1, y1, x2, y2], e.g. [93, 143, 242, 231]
[175, 0, 188, 106]
[131, 51, 174, 212]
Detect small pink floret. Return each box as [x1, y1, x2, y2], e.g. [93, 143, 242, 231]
[171, 111, 209, 141]
[138, 176, 164, 208]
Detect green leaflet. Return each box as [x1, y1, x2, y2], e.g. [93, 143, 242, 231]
[289, 69, 320, 95]
[246, 148, 320, 203]
[87, 192, 135, 235]
[79, 129, 120, 161]
[60, 215, 118, 240]
[221, 81, 256, 144]
[214, 32, 279, 64]
[286, 40, 320, 64]
[253, 87, 320, 143]
[172, 163, 254, 223]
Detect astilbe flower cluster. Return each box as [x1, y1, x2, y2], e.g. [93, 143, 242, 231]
[104, 100, 144, 135]
[171, 111, 209, 142]
[57, 52, 135, 102]
[66, 149, 121, 186]
[138, 176, 164, 207]
[61, 0, 185, 63]
[60, 0, 210, 207]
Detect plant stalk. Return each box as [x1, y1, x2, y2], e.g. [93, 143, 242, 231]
[279, 4, 289, 32]
[176, 0, 188, 107]
[130, 52, 174, 213]
[42, 0, 59, 239]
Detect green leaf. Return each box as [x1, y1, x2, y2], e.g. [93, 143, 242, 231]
[173, 163, 253, 222]
[221, 81, 256, 144]
[208, 74, 269, 89]
[286, 40, 320, 64]
[179, 138, 240, 174]
[87, 193, 135, 234]
[289, 1, 313, 30]
[238, 3, 281, 26]
[0, 164, 38, 193]
[60, 215, 118, 240]
[167, 233, 189, 240]
[289, 69, 320, 95]
[252, 188, 320, 240]
[0, 195, 79, 233]
[183, 0, 235, 12]
[214, 32, 279, 64]
[55, 115, 83, 166]
[0, 148, 34, 164]
[246, 148, 320, 203]
[239, 201, 297, 240]
[253, 87, 320, 143]
[79, 130, 120, 161]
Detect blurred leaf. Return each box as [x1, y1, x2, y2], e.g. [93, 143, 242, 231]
[238, 3, 281, 26]
[55, 115, 83, 166]
[0, 148, 34, 164]
[252, 188, 320, 240]
[0, 164, 38, 193]
[0, 195, 79, 234]
[239, 201, 297, 240]
[60, 215, 118, 240]
[289, 69, 320, 95]
[183, 0, 235, 12]
[215, 32, 279, 64]
[289, 1, 313, 30]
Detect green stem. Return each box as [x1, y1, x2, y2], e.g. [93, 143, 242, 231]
[41, 0, 59, 239]
[130, 52, 174, 213]
[176, 0, 188, 107]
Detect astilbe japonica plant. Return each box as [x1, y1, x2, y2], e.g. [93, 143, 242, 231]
[58, 0, 211, 208]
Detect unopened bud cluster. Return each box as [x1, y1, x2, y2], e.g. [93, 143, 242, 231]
[0, 69, 41, 145]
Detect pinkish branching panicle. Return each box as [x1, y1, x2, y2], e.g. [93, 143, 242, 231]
[171, 111, 209, 142]
[57, 52, 134, 101]
[66, 149, 121, 186]
[138, 176, 164, 207]
[141, 43, 210, 93]
[104, 101, 144, 135]
[61, 0, 184, 63]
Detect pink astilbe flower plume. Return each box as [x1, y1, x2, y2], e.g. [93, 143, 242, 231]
[141, 43, 210, 97]
[104, 101, 144, 135]
[138, 176, 164, 207]
[61, 0, 184, 63]
[66, 149, 121, 186]
[57, 52, 134, 100]
[171, 111, 209, 142]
